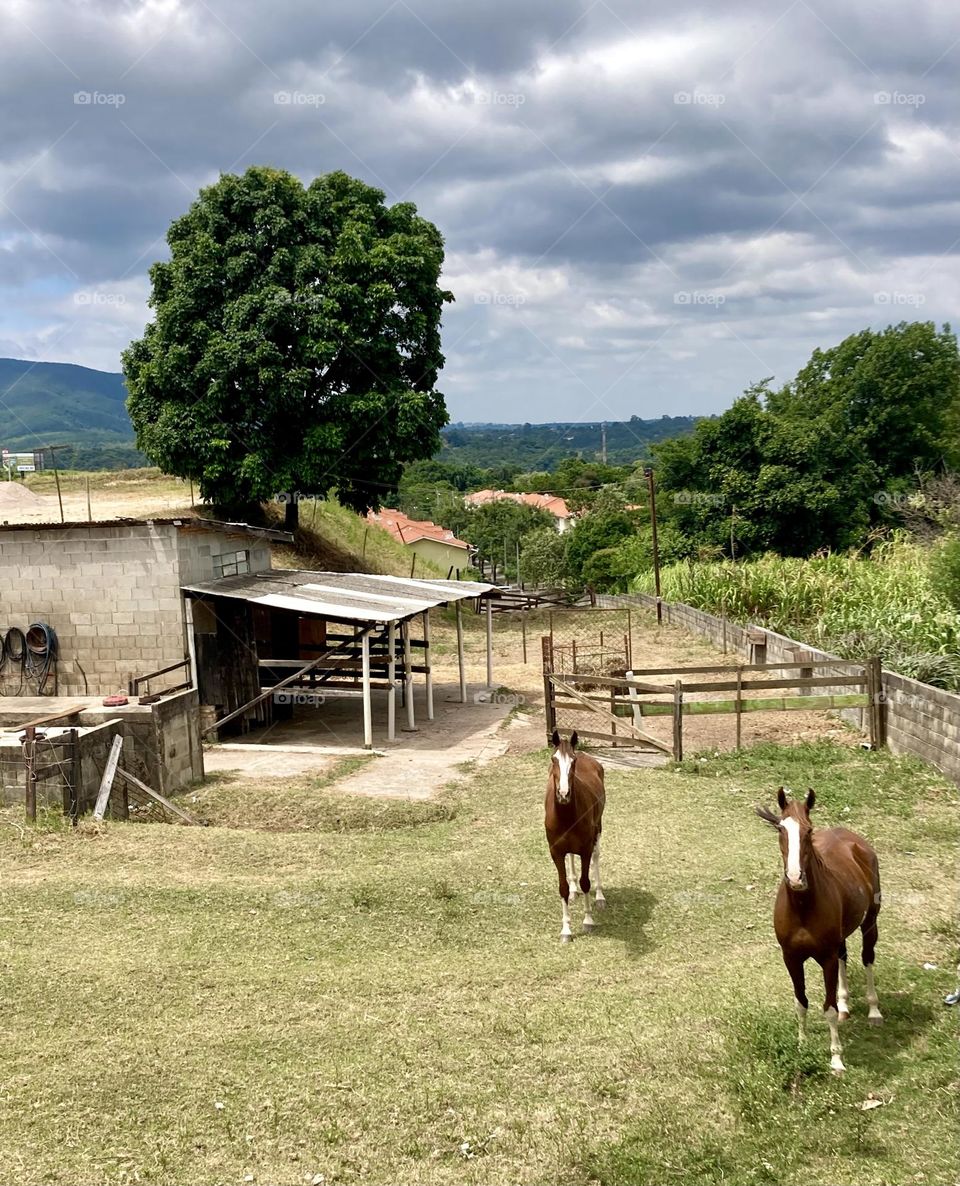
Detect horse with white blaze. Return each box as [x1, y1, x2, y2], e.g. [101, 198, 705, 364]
[545, 730, 606, 943]
[757, 787, 883, 1074]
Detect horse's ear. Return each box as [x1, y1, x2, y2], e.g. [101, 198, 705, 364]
[570, 731, 579, 750]
[776, 786, 788, 810]
[805, 788, 816, 812]
[551, 729, 560, 749]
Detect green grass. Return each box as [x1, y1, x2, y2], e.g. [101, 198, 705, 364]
[0, 740, 956, 1185]
[634, 538, 960, 689]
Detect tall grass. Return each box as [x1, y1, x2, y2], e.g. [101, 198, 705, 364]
[633, 537, 960, 689]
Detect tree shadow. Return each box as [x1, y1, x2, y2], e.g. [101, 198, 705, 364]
[592, 884, 659, 959]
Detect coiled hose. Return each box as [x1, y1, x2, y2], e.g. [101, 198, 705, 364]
[0, 628, 27, 693]
[25, 623, 58, 695]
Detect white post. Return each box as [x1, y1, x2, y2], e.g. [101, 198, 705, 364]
[456, 600, 466, 703]
[361, 631, 373, 750]
[485, 596, 494, 688]
[387, 620, 397, 741]
[183, 596, 199, 689]
[422, 610, 434, 721]
[404, 620, 416, 730]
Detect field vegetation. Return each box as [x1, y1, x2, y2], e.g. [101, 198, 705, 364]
[0, 740, 956, 1185]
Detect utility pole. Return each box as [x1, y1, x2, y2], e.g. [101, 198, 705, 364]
[645, 467, 662, 625]
[730, 504, 737, 561]
[42, 444, 67, 523]
[601, 423, 607, 466]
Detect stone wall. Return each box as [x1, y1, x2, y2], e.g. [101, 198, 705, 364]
[597, 592, 960, 787]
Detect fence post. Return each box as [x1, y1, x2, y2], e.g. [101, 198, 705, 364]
[66, 728, 80, 822]
[23, 726, 37, 823]
[735, 666, 743, 751]
[672, 681, 683, 762]
[542, 635, 556, 742]
[866, 656, 886, 749]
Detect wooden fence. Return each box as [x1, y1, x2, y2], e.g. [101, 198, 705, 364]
[543, 640, 883, 759]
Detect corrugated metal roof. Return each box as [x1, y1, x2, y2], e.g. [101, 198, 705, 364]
[181, 569, 497, 625]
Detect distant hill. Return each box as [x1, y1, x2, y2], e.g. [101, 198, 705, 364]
[440, 417, 701, 470]
[0, 358, 144, 469]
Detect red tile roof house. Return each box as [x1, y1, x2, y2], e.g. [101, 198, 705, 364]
[366, 509, 472, 575]
[463, 490, 575, 533]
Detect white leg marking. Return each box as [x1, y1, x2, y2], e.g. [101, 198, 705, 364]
[837, 959, 850, 1020]
[592, 839, 606, 911]
[825, 1006, 845, 1074]
[864, 965, 883, 1024]
[795, 998, 808, 1045]
[566, 853, 578, 897]
[560, 891, 573, 943]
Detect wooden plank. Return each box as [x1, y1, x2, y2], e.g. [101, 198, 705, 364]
[92, 734, 124, 821]
[673, 680, 683, 762]
[557, 671, 673, 693]
[552, 676, 673, 754]
[615, 693, 871, 717]
[117, 768, 205, 826]
[619, 659, 866, 677]
[676, 674, 866, 694]
[0, 703, 87, 733]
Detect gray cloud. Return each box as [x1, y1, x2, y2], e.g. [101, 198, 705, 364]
[1, 0, 959, 417]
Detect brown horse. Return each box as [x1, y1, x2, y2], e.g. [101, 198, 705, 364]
[545, 729, 606, 942]
[757, 787, 883, 1074]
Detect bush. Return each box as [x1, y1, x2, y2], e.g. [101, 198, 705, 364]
[931, 533, 960, 612]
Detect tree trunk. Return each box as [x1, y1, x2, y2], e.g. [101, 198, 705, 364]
[285, 499, 299, 532]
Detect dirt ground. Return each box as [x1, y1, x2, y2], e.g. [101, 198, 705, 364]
[203, 605, 860, 799]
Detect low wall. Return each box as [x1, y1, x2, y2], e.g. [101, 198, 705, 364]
[598, 593, 960, 787]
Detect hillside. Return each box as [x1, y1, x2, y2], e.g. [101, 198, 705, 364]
[0, 357, 144, 468]
[440, 416, 701, 469]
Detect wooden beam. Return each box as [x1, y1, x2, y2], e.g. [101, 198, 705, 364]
[92, 734, 124, 821]
[117, 768, 205, 826]
[552, 677, 672, 754]
[1, 703, 87, 733]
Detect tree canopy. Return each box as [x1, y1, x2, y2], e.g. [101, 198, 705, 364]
[124, 166, 453, 523]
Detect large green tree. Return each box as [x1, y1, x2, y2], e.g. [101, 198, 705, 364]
[124, 167, 453, 527]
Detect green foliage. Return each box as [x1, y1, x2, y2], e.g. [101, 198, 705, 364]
[440, 416, 699, 471]
[930, 533, 960, 612]
[636, 537, 960, 688]
[564, 508, 636, 586]
[518, 527, 567, 587]
[653, 324, 960, 558]
[460, 499, 553, 578]
[124, 167, 452, 516]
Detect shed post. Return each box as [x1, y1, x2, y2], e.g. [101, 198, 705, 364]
[403, 621, 416, 731]
[422, 610, 434, 721]
[387, 620, 397, 741]
[485, 596, 494, 688]
[456, 601, 467, 703]
[361, 631, 373, 750]
[183, 595, 199, 689]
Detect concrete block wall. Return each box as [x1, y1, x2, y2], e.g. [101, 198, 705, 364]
[597, 592, 960, 787]
[0, 523, 273, 698]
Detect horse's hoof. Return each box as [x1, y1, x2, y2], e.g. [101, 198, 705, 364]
[831, 1065, 845, 1077]
[838, 1010, 850, 1024]
[583, 921, 595, 933]
[561, 934, 572, 944]
[868, 1015, 884, 1027]
[594, 897, 606, 912]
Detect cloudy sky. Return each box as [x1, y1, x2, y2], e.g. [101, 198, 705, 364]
[1, 0, 958, 422]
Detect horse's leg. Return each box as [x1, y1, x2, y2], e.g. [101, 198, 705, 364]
[861, 908, 883, 1025]
[579, 847, 594, 932]
[565, 853, 579, 898]
[820, 953, 845, 1074]
[785, 953, 808, 1045]
[553, 851, 573, 943]
[591, 837, 606, 911]
[837, 939, 850, 1022]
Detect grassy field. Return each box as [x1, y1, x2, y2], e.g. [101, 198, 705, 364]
[0, 740, 957, 1186]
